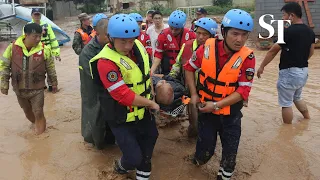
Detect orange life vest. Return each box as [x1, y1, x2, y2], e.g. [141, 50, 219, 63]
[76, 28, 91, 45]
[89, 30, 96, 39]
[197, 38, 252, 115]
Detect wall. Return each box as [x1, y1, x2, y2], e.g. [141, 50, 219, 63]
[254, 0, 320, 37]
[173, 0, 211, 8]
[233, 0, 255, 7]
[52, 1, 81, 20]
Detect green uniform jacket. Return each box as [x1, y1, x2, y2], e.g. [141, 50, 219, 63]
[78, 37, 114, 149]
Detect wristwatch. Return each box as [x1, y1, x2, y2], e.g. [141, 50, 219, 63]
[213, 102, 220, 111]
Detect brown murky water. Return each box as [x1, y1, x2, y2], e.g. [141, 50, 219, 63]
[1, 17, 320, 180]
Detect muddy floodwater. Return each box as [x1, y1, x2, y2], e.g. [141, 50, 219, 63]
[1, 17, 320, 180]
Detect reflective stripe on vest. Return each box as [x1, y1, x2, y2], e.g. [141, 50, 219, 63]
[180, 39, 198, 65]
[89, 39, 151, 122]
[198, 38, 252, 115]
[76, 28, 90, 45]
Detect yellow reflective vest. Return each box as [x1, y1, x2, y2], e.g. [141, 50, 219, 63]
[89, 39, 151, 123]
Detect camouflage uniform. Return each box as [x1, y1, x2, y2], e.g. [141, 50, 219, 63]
[72, 13, 93, 55]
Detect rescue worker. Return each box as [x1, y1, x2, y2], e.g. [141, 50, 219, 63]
[27, 8, 61, 92]
[129, 13, 152, 60]
[72, 13, 94, 55]
[169, 17, 218, 81]
[0, 23, 58, 135]
[79, 13, 115, 149]
[190, 8, 207, 31]
[151, 10, 196, 76]
[184, 9, 255, 180]
[169, 17, 218, 137]
[89, 14, 159, 179]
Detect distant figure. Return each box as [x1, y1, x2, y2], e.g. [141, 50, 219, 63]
[72, 13, 94, 55]
[257, 2, 315, 124]
[190, 8, 207, 31]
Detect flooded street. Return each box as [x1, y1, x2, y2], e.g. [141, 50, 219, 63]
[1, 17, 320, 180]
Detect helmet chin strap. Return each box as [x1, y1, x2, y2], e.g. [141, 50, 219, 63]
[107, 34, 117, 51]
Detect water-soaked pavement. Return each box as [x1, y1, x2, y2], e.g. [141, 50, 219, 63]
[0, 16, 320, 180]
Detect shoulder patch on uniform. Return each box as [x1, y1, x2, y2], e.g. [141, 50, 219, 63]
[146, 39, 151, 46]
[248, 53, 254, 59]
[107, 71, 118, 82]
[245, 68, 255, 81]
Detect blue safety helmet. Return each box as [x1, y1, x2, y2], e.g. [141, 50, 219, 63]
[107, 14, 140, 38]
[129, 13, 143, 22]
[222, 9, 253, 32]
[168, 10, 187, 28]
[92, 13, 108, 27]
[194, 17, 218, 35]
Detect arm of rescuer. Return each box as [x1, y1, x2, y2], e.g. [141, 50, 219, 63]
[184, 45, 256, 112]
[44, 45, 58, 92]
[150, 32, 165, 75]
[0, 43, 13, 95]
[97, 59, 159, 110]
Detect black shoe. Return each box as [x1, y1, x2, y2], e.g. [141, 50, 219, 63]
[48, 86, 53, 92]
[216, 175, 223, 180]
[114, 160, 128, 174]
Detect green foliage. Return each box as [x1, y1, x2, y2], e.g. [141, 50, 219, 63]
[205, 5, 255, 15]
[75, 0, 105, 14]
[214, 0, 232, 6]
[121, 3, 173, 16]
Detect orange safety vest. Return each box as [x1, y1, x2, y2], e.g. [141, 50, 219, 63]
[76, 28, 90, 45]
[89, 30, 96, 39]
[197, 38, 252, 115]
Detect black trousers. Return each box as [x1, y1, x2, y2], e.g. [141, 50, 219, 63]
[110, 112, 158, 174]
[194, 111, 243, 179]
